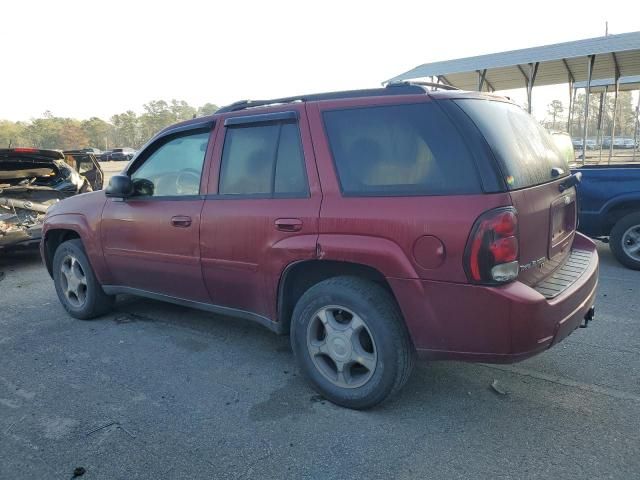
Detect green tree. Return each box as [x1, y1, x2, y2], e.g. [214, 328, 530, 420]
[547, 100, 564, 130]
[81, 117, 113, 150]
[0, 98, 219, 151]
[0, 120, 27, 147]
[58, 119, 90, 150]
[111, 111, 140, 148]
[170, 99, 197, 121]
[25, 116, 63, 148]
[140, 100, 174, 140]
[197, 103, 219, 117]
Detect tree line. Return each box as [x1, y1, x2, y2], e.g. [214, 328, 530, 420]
[542, 92, 639, 138]
[2, 93, 637, 152]
[0, 100, 219, 151]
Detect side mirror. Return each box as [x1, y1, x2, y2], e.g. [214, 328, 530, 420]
[105, 175, 134, 198]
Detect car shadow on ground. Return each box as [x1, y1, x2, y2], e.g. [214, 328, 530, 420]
[109, 294, 287, 348]
[107, 294, 509, 414]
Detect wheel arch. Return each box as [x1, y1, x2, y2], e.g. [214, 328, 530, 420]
[43, 228, 82, 277]
[277, 259, 399, 334]
[600, 195, 640, 235]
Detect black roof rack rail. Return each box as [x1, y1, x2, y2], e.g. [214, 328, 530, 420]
[386, 80, 460, 91]
[215, 84, 427, 114]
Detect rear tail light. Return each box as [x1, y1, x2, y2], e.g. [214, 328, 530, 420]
[464, 207, 519, 284]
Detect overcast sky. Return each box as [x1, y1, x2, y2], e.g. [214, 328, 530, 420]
[1, 0, 639, 122]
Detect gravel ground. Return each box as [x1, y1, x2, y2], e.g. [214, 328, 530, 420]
[0, 226, 638, 478]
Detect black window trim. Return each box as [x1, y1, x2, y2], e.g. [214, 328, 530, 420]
[321, 101, 484, 198]
[123, 194, 206, 203]
[224, 111, 298, 127]
[217, 116, 310, 200]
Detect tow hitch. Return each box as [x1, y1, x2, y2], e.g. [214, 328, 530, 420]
[580, 306, 595, 328]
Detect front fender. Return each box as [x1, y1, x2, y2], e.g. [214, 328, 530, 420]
[43, 213, 111, 285]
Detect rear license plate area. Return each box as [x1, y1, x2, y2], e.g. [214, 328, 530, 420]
[549, 191, 576, 258]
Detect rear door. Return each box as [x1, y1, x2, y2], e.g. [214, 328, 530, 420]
[455, 98, 577, 286]
[199, 106, 321, 320]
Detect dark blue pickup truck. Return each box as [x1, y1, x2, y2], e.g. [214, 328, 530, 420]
[573, 164, 640, 269]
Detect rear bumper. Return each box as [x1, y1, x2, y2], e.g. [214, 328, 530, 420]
[389, 233, 599, 363]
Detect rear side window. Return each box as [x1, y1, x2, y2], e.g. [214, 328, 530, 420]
[219, 122, 308, 197]
[323, 102, 481, 196]
[455, 99, 570, 190]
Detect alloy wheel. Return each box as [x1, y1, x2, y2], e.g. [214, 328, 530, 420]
[59, 254, 88, 308]
[622, 225, 640, 262]
[306, 305, 377, 389]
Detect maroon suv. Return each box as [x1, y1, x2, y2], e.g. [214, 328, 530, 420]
[41, 83, 598, 409]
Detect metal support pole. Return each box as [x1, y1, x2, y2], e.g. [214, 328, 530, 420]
[633, 91, 640, 162]
[526, 62, 539, 114]
[477, 69, 487, 92]
[608, 53, 621, 164]
[563, 59, 576, 133]
[438, 75, 453, 87]
[582, 55, 595, 164]
[608, 77, 620, 164]
[597, 88, 606, 163]
[569, 87, 577, 137]
[567, 80, 574, 133]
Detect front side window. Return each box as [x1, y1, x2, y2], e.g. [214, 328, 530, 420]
[323, 102, 481, 196]
[130, 131, 210, 197]
[219, 122, 307, 197]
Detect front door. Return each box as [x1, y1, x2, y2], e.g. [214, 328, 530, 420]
[200, 107, 322, 320]
[76, 153, 104, 190]
[101, 127, 214, 302]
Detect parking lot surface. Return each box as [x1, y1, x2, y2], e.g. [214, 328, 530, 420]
[1, 231, 639, 478]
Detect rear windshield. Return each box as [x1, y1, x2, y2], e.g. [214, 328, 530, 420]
[0, 159, 60, 185]
[455, 99, 569, 190]
[323, 102, 481, 196]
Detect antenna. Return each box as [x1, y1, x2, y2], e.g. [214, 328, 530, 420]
[605, 21, 609, 36]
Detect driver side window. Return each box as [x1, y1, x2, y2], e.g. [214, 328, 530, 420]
[130, 130, 210, 197]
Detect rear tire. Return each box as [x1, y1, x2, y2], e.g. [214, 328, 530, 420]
[290, 276, 414, 409]
[609, 212, 640, 270]
[52, 239, 114, 319]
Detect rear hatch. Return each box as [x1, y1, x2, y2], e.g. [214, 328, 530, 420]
[455, 99, 580, 290]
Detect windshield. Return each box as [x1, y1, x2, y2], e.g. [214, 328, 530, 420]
[455, 99, 570, 190]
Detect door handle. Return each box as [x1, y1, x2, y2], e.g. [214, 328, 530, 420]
[171, 215, 192, 228]
[275, 218, 303, 232]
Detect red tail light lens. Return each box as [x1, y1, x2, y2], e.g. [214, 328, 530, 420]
[13, 147, 39, 153]
[465, 207, 519, 284]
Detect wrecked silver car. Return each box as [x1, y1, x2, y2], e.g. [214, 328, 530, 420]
[0, 148, 103, 249]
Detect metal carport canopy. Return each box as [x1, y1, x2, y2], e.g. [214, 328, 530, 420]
[573, 75, 640, 92]
[386, 31, 640, 91]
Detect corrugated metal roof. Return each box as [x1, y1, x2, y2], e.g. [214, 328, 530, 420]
[573, 75, 640, 92]
[386, 31, 640, 91]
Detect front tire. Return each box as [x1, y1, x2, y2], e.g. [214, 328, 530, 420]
[52, 239, 114, 319]
[610, 212, 640, 270]
[291, 276, 414, 409]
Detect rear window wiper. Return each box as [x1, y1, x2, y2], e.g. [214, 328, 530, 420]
[559, 171, 582, 192]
